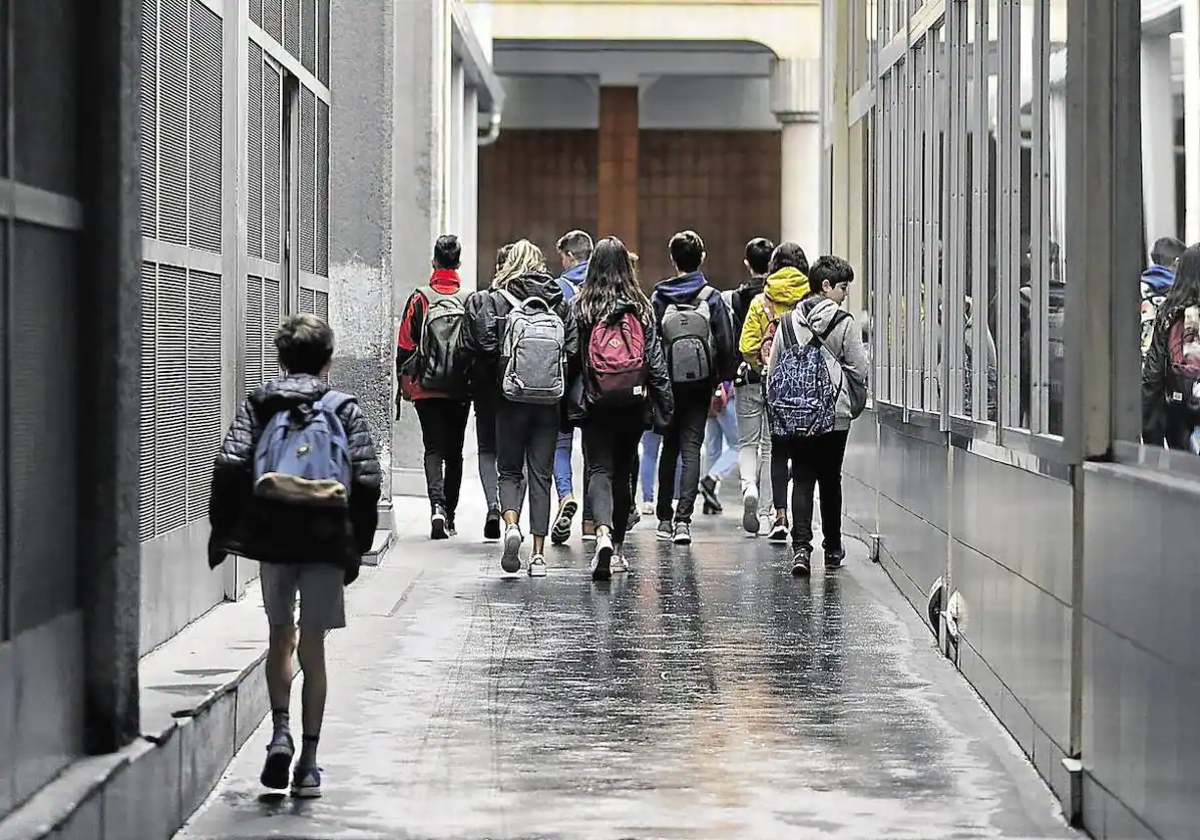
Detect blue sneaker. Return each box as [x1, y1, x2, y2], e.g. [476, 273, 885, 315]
[260, 730, 294, 790]
[291, 764, 323, 798]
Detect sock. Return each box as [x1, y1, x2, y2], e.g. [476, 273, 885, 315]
[271, 708, 290, 733]
[299, 734, 319, 767]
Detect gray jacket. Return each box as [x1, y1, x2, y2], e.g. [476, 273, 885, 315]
[767, 296, 870, 431]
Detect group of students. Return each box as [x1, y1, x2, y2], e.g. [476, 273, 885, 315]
[397, 227, 870, 580]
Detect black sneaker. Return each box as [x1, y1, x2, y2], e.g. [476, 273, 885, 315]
[699, 476, 723, 513]
[260, 729, 294, 790]
[655, 519, 673, 541]
[672, 521, 692, 545]
[550, 497, 578, 545]
[791, 548, 812, 577]
[767, 517, 789, 544]
[446, 519, 457, 538]
[431, 505, 449, 540]
[824, 546, 846, 569]
[483, 507, 501, 541]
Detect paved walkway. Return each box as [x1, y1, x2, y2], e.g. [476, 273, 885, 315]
[177, 486, 1079, 840]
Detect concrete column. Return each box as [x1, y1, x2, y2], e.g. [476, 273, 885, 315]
[1185, 0, 1200, 244]
[771, 58, 822, 255]
[597, 87, 639, 251]
[462, 87, 480, 290]
[449, 61, 465, 237]
[1140, 33, 1177, 251]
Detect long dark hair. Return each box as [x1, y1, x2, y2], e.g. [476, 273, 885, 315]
[1159, 243, 1200, 324]
[575, 236, 651, 326]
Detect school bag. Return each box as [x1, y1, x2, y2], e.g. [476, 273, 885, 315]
[498, 289, 567, 404]
[766, 312, 849, 439]
[661, 286, 718, 384]
[253, 392, 355, 507]
[585, 311, 647, 408]
[1165, 305, 1200, 412]
[757, 294, 780, 369]
[415, 286, 471, 392]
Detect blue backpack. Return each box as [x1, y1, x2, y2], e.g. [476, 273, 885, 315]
[766, 313, 847, 440]
[253, 391, 354, 507]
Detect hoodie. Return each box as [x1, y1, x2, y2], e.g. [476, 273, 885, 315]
[730, 273, 767, 341]
[557, 261, 589, 301]
[1141, 264, 1176, 358]
[651, 270, 739, 388]
[740, 266, 811, 370]
[766, 296, 870, 431]
[396, 268, 465, 402]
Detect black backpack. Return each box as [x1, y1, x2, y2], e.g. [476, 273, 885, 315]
[415, 286, 470, 392]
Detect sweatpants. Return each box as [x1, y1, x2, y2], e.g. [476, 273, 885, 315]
[770, 430, 850, 552]
[496, 400, 559, 537]
[656, 393, 710, 524]
[414, 399, 470, 517]
[736, 381, 772, 512]
[582, 411, 645, 544]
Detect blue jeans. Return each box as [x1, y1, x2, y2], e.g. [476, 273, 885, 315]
[555, 429, 591, 518]
[640, 430, 681, 503]
[705, 396, 740, 480]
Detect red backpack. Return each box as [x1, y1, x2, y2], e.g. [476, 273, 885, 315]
[585, 312, 648, 408]
[1166, 310, 1200, 412]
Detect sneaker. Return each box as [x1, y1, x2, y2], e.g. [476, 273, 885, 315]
[446, 518, 457, 538]
[611, 553, 629, 573]
[581, 520, 598, 542]
[501, 524, 523, 573]
[824, 546, 846, 569]
[791, 548, 812, 577]
[768, 517, 789, 544]
[742, 491, 761, 535]
[672, 521, 692, 545]
[430, 505, 448, 540]
[699, 476, 723, 513]
[528, 554, 547, 577]
[641, 501, 655, 516]
[483, 507, 501, 541]
[551, 497, 578, 545]
[290, 764, 322, 798]
[655, 519, 673, 541]
[591, 534, 614, 581]
[627, 506, 642, 530]
[260, 730, 294, 790]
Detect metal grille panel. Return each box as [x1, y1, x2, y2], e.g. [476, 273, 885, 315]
[317, 0, 329, 85]
[246, 275, 264, 390]
[316, 99, 329, 275]
[186, 270, 223, 521]
[155, 265, 188, 533]
[188, 1, 222, 253]
[299, 287, 315, 315]
[263, 64, 282, 263]
[299, 87, 316, 273]
[250, 0, 262, 27]
[314, 290, 329, 322]
[159, 0, 189, 245]
[140, 0, 159, 238]
[301, 0, 316, 73]
[263, 0, 282, 45]
[140, 262, 157, 542]
[284, 0, 300, 59]
[13, 0, 78, 195]
[264, 278, 281, 378]
[0, 225, 7, 635]
[247, 42, 263, 259]
[10, 224, 79, 633]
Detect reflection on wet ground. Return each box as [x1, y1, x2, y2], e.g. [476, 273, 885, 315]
[178, 495, 1079, 840]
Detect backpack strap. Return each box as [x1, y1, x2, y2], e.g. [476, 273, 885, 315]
[695, 285, 718, 305]
[497, 288, 524, 312]
[317, 390, 355, 417]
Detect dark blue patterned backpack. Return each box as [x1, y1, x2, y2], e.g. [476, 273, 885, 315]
[766, 313, 847, 439]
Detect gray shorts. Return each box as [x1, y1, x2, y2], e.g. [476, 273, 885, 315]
[260, 563, 346, 632]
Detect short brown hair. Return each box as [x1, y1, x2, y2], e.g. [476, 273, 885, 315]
[275, 313, 335, 375]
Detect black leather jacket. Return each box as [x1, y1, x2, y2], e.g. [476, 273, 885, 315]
[1142, 308, 1196, 449]
[208, 374, 382, 583]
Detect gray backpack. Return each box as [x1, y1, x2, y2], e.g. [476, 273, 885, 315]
[498, 289, 567, 404]
[661, 286, 718, 384]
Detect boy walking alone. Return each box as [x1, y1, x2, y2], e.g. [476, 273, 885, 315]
[208, 314, 382, 797]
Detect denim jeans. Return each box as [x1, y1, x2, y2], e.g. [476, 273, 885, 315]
[705, 395, 740, 480]
[736, 382, 771, 511]
[554, 429, 591, 518]
[640, 430, 681, 503]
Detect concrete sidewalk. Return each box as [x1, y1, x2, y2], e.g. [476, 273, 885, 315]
[177, 486, 1080, 840]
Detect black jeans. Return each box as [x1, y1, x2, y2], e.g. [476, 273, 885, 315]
[496, 400, 559, 537]
[656, 393, 710, 523]
[582, 412, 644, 543]
[771, 430, 850, 553]
[474, 396, 500, 510]
[415, 399, 471, 517]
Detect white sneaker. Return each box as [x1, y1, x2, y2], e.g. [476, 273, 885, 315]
[742, 490, 761, 536]
[501, 524, 523, 573]
[591, 533, 614, 581]
[611, 553, 629, 574]
[528, 554, 547, 577]
[641, 501, 655, 516]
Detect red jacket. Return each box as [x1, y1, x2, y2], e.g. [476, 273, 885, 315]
[397, 269, 463, 401]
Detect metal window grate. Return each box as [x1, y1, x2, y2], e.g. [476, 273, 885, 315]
[155, 265, 188, 533]
[188, 0, 222, 253]
[246, 274, 264, 390]
[264, 277, 281, 378]
[140, 262, 158, 542]
[140, 0, 159, 238]
[263, 0, 282, 45]
[185, 270, 223, 522]
[263, 63, 282, 263]
[316, 99, 329, 276]
[299, 287, 315, 315]
[299, 87, 315, 274]
[314, 290, 328, 322]
[248, 42, 263, 259]
[250, 0, 262, 28]
[159, 0, 189, 246]
[317, 0, 329, 85]
[284, 0, 300, 59]
[301, 0, 316, 74]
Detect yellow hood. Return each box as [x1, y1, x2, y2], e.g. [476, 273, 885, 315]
[764, 267, 810, 307]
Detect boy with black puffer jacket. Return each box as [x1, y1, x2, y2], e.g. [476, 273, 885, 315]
[209, 313, 381, 800]
[650, 229, 738, 545]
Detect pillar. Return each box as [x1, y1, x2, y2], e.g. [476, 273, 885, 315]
[771, 58, 823, 256]
[597, 86, 639, 251]
[1140, 33, 1177, 251]
[1184, 0, 1200, 244]
[462, 87, 480, 290]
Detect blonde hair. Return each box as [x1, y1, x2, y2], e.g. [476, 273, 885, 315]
[491, 239, 546, 288]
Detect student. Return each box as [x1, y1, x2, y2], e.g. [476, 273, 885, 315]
[466, 239, 580, 576]
[699, 379, 739, 514]
[469, 243, 513, 541]
[569, 236, 673, 579]
[1140, 236, 1186, 359]
[764, 256, 868, 576]
[396, 234, 472, 539]
[1143, 243, 1200, 451]
[651, 230, 738, 544]
[731, 237, 775, 535]
[739, 242, 811, 541]
[208, 314, 382, 798]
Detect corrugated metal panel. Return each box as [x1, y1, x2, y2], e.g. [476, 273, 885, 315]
[155, 265, 188, 533]
[301, 0, 316, 73]
[317, 0, 329, 85]
[299, 287, 315, 315]
[284, 0, 300, 59]
[140, 0, 159, 238]
[314, 290, 329, 322]
[140, 262, 158, 542]
[248, 42, 263, 259]
[264, 277, 282, 378]
[246, 275, 264, 390]
[188, 0, 222, 253]
[159, 0, 189, 245]
[250, 0, 262, 28]
[316, 99, 329, 276]
[186, 270, 223, 522]
[263, 0, 282, 45]
[263, 63, 282, 263]
[299, 87, 315, 274]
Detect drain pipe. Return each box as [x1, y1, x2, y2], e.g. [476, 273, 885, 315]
[478, 110, 501, 147]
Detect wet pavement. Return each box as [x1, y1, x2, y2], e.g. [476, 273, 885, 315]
[177, 488, 1080, 840]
